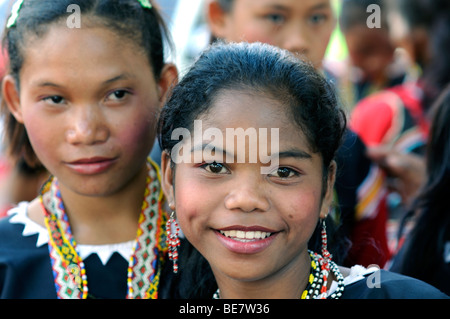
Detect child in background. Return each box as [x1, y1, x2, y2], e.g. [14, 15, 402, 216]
[158, 41, 448, 299]
[0, 0, 177, 298]
[337, 0, 413, 108]
[206, 0, 390, 268]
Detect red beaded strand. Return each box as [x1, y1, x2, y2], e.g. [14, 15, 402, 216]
[166, 212, 181, 273]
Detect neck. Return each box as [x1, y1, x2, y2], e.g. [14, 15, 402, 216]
[214, 249, 311, 299]
[54, 163, 149, 245]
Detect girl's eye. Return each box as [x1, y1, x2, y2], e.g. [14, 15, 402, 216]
[106, 89, 129, 101]
[201, 162, 229, 174]
[269, 167, 299, 179]
[265, 13, 286, 25]
[43, 95, 65, 105]
[309, 13, 327, 25]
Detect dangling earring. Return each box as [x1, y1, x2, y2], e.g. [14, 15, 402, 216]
[166, 211, 180, 273]
[320, 218, 331, 263]
[317, 218, 332, 298]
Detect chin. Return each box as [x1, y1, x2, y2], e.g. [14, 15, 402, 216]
[211, 257, 279, 283]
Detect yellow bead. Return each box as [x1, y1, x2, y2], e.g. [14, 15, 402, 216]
[301, 290, 308, 299]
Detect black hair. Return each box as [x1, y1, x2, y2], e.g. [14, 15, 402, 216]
[158, 42, 348, 298]
[1, 0, 171, 167]
[159, 41, 346, 172]
[394, 85, 450, 294]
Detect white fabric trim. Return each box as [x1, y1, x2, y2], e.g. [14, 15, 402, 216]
[7, 201, 134, 265]
[8, 201, 49, 247]
[77, 241, 135, 265]
[327, 265, 379, 297]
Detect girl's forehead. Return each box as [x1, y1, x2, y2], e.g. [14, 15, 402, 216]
[232, 0, 332, 10]
[202, 89, 288, 125]
[198, 89, 310, 146]
[19, 23, 155, 94]
[23, 23, 149, 72]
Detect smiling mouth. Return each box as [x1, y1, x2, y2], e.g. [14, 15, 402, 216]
[214, 226, 279, 254]
[218, 230, 273, 242]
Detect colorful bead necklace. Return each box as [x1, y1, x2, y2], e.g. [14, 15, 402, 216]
[302, 250, 345, 299]
[40, 158, 167, 299]
[212, 250, 345, 299]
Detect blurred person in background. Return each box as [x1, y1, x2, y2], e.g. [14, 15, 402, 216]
[349, 0, 450, 257]
[336, 0, 415, 110]
[389, 86, 450, 295]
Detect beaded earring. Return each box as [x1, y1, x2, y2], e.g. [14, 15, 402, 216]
[316, 218, 332, 298]
[320, 218, 331, 264]
[166, 211, 180, 273]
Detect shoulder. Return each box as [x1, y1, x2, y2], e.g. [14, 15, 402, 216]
[0, 203, 56, 298]
[0, 201, 48, 249]
[342, 269, 449, 299]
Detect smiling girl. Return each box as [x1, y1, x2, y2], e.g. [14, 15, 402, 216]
[0, 0, 177, 298]
[206, 0, 392, 269]
[158, 42, 448, 299]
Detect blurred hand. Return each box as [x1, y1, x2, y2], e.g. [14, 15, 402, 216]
[367, 146, 426, 205]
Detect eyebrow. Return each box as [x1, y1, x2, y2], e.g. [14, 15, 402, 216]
[35, 81, 63, 88]
[191, 143, 234, 158]
[34, 73, 134, 88]
[191, 144, 312, 161]
[274, 149, 313, 160]
[102, 73, 134, 85]
[309, 2, 331, 11]
[264, 1, 330, 12]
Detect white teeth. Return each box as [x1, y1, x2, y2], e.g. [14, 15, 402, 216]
[219, 230, 272, 240]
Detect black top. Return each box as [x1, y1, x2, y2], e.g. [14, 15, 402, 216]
[1, 213, 448, 299]
[0, 211, 175, 299]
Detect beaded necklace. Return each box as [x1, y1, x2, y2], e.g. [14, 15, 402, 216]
[40, 158, 167, 299]
[212, 250, 345, 299]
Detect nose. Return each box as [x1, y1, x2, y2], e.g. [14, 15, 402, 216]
[282, 23, 309, 57]
[224, 174, 270, 213]
[65, 105, 109, 145]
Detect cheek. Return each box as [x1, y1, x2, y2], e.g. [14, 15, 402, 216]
[22, 112, 60, 165]
[310, 33, 332, 66]
[284, 189, 322, 237]
[115, 111, 156, 155]
[173, 175, 212, 240]
[231, 20, 276, 45]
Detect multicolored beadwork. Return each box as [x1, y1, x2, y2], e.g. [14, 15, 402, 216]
[40, 158, 167, 299]
[212, 219, 345, 299]
[212, 250, 345, 299]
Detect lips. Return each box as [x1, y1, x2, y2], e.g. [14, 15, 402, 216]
[65, 157, 117, 175]
[219, 230, 273, 241]
[214, 226, 279, 254]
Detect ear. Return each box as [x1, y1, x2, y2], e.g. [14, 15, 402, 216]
[161, 150, 176, 211]
[2, 74, 24, 123]
[157, 63, 178, 106]
[319, 160, 337, 219]
[207, 0, 229, 40]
